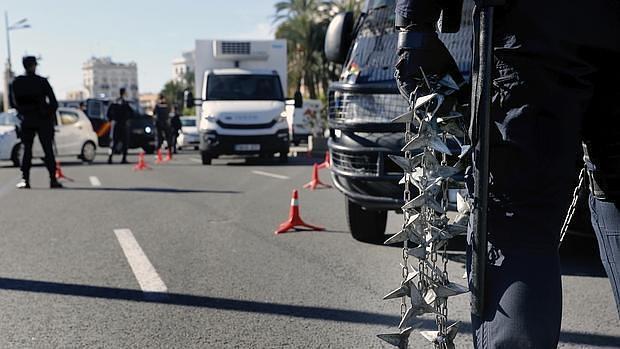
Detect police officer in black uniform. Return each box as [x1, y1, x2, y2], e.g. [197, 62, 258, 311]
[394, 0, 620, 347]
[107, 87, 133, 164]
[153, 94, 172, 156]
[10, 56, 62, 189]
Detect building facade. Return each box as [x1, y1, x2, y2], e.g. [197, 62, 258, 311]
[83, 57, 139, 100]
[139, 93, 159, 115]
[66, 90, 88, 101]
[171, 51, 195, 83]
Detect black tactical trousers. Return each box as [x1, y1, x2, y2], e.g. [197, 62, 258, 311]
[20, 125, 57, 181]
[467, 1, 620, 347]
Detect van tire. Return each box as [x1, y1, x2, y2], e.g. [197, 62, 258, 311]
[201, 151, 212, 165]
[11, 143, 22, 167]
[345, 198, 387, 243]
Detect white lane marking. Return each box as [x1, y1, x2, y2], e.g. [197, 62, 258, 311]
[89, 176, 101, 187]
[189, 158, 202, 163]
[114, 229, 168, 295]
[251, 170, 290, 180]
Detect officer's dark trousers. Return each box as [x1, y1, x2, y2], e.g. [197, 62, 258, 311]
[20, 125, 57, 181]
[467, 1, 620, 347]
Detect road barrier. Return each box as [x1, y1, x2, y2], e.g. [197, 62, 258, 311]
[133, 152, 152, 171]
[275, 189, 324, 234]
[55, 161, 74, 182]
[303, 163, 331, 190]
[317, 151, 331, 170]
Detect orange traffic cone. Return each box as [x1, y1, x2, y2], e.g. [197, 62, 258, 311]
[133, 152, 152, 171]
[317, 151, 331, 169]
[275, 190, 324, 234]
[155, 149, 164, 164]
[55, 161, 74, 182]
[164, 148, 172, 162]
[303, 163, 331, 190]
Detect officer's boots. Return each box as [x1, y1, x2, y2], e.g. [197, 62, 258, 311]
[50, 179, 63, 189]
[16, 178, 30, 189]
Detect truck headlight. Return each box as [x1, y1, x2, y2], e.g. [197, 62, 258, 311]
[144, 126, 152, 134]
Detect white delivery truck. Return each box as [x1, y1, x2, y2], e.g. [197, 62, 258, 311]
[187, 39, 299, 165]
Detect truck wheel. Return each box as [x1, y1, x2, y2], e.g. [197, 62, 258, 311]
[345, 198, 387, 243]
[11, 143, 23, 167]
[201, 151, 212, 165]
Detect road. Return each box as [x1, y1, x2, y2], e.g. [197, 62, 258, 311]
[0, 152, 618, 348]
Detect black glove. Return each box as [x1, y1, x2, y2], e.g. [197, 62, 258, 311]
[394, 30, 462, 101]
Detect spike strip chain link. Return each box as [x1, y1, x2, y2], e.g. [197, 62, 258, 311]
[378, 75, 471, 349]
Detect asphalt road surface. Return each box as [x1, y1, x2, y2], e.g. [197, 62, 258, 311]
[0, 152, 618, 348]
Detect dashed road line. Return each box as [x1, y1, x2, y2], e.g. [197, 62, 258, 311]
[114, 229, 168, 297]
[89, 176, 101, 187]
[251, 170, 290, 180]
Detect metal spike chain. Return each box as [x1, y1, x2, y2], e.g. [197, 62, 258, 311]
[378, 74, 470, 348]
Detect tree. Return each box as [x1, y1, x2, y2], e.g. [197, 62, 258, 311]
[273, 0, 362, 99]
[160, 69, 195, 115]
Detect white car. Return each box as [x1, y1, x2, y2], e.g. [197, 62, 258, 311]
[0, 108, 98, 167]
[177, 116, 199, 150]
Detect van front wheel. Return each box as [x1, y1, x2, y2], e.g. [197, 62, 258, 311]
[345, 198, 387, 243]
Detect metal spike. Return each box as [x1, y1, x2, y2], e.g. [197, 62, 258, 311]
[377, 327, 414, 348]
[410, 284, 440, 316]
[398, 306, 423, 329]
[420, 321, 460, 348]
[433, 282, 469, 298]
[438, 74, 460, 91]
[391, 110, 416, 124]
[388, 155, 413, 173]
[407, 245, 427, 259]
[414, 93, 444, 117]
[383, 284, 410, 300]
[402, 122, 452, 154]
[402, 192, 445, 214]
[384, 216, 426, 245]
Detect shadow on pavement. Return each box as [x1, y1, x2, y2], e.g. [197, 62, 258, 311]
[0, 277, 617, 346]
[58, 187, 241, 194]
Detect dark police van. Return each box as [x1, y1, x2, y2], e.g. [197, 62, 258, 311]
[323, 0, 473, 242]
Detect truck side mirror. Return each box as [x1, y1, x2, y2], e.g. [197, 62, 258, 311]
[184, 90, 195, 108]
[294, 91, 303, 108]
[324, 11, 354, 64]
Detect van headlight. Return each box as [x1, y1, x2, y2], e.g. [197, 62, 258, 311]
[144, 126, 152, 134]
[275, 111, 288, 124]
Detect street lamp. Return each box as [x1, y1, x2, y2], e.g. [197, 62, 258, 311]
[3, 12, 31, 112]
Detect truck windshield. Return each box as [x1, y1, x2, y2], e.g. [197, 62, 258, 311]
[206, 75, 284, 101]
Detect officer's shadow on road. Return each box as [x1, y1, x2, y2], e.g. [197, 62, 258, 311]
[59, 187, 241, 194]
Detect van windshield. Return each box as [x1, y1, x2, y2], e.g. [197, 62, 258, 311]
[206, 75, 284, 101]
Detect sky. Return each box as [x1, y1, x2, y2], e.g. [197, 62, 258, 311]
[1, 0, 280, 99]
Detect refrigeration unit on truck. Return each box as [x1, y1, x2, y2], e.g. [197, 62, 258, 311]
[323, 0, 473, 243]
[186, 39, 300, 165]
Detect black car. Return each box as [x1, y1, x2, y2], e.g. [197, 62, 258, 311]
[323, 0, 473, 242]
[60, 99, 156, 153]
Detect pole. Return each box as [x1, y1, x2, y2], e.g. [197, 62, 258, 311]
[471, 3, 495, 318]
[5, 12, 11, 71]
[3, 11, 12, 112]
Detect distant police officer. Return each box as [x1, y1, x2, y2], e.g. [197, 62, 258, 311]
[107, 87, 133, 164]
[394, 0, 620, 347]
[153, 94, 172, 157]
[10, 56, 62, 189]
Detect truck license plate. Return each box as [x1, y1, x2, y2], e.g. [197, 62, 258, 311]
[235, 144, 260, 151]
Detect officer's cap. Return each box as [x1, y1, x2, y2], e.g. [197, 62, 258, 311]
[22, 56, 37, 69]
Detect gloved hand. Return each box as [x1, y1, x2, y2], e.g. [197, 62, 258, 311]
[394, 31, 462, 101]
